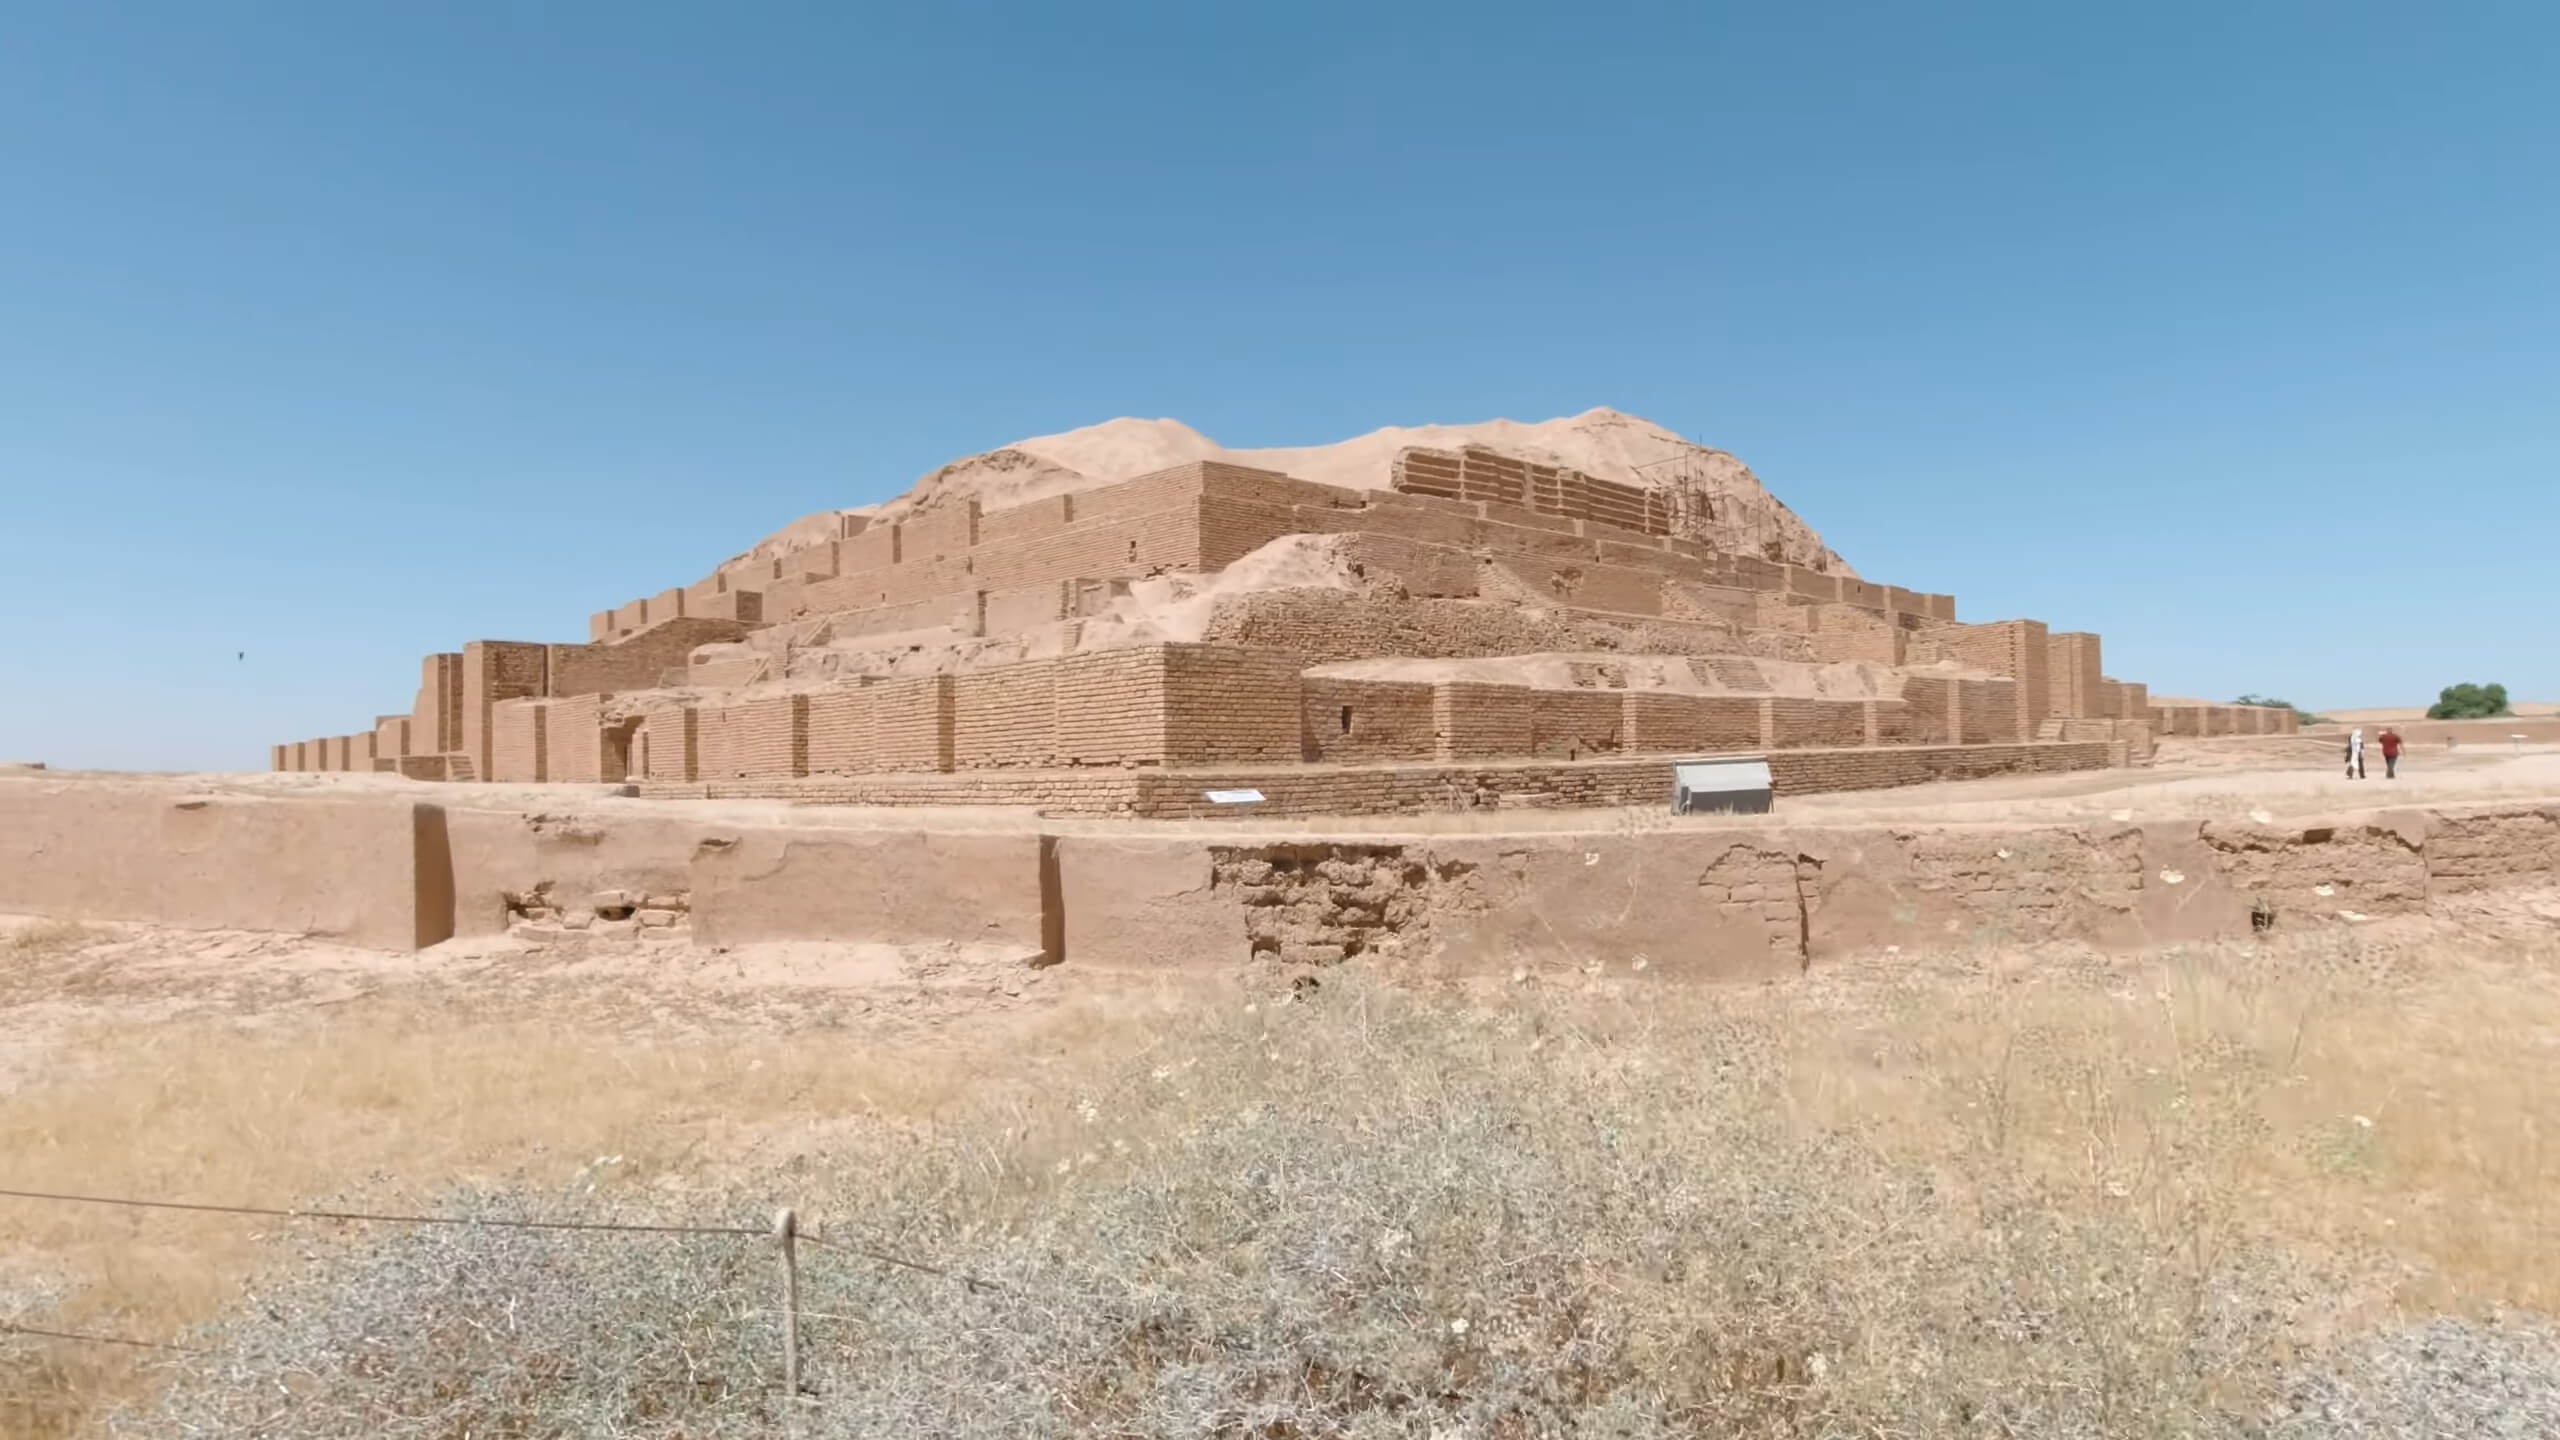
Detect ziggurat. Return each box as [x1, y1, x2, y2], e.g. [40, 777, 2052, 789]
[274, 437, 2293, 817]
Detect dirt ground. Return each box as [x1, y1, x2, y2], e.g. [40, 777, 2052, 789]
[6, 739, 2560, 1433]
[52, 731, 2560, 839]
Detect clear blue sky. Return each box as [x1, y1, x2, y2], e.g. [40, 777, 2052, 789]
[4, 3, 2553, 770]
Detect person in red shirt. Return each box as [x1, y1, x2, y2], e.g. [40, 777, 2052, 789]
[2378, 727, 2404, 779]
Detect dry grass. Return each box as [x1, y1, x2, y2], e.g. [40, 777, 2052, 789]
[2, 911, 2556, 1434]
[1, 921, 96, 966]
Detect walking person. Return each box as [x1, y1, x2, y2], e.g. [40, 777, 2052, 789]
[2379, 726, 2403, 779]
[2344, 728, 2366, 780]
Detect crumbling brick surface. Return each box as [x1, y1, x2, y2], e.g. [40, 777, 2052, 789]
[2201, 820, 2429, 916]
[1695, 844, 1816, 963]
[2420, 810, 2560, 893]
[1906, 827, 2144, 937]
[1210, 844, 1477, 966]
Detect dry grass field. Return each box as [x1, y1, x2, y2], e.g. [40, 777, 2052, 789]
[3, 884, 2558, 1436]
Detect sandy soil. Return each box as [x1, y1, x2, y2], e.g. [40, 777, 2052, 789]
[59, 733, 2560, 843]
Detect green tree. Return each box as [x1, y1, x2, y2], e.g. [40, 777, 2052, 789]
[2426, 682, 2512, 720]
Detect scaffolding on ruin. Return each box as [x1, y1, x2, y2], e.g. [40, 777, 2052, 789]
[1634, 443, 1791, 563]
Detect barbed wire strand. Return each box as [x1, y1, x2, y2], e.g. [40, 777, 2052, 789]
[796, 1231, 1015, 1294]
[0, 1319, 201, 1353]
[0, 1186, 765, 1237]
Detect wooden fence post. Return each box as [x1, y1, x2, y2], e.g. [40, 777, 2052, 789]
[775, 1207, 801, 1407]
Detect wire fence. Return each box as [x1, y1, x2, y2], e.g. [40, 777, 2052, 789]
[0, 1179, 1004, 1400]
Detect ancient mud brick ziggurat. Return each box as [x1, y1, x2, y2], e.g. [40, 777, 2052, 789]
[274, 446, 2293, 816]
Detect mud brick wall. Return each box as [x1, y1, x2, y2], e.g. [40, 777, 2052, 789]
[1620, 694, 1765, 753]
[1056, 648, 1169, 765]
[1895, 676, 1956, 745]
[544, 694, 608, 783]
[693, 706, 739, 780]
[1197, 493, 1305, 570]
[976, 495, 1073, 546]
[1959, 677, 2023, 744]
[373, 715, 411, 763]
[1392, 446, 1672, 536]
[2426, 810, 2560, 893]
[1929, 619, 2050, 735]
[1302, 678, 1438, 763]
[2149, 705, 2202, 737]
[870, 674, 956, 772]
[1354, 493, 1484, 550]
[1784, 567, 1843, 602]
[637, 704, 698, 782]
[1768, 741, 2110, 796]
[688, 590, 763, 625]
[978, 507, 1206, 589]
[839, 522, 901, 571]
[1164, 645, 1304, 763]
[412, 652, 464, 758]
[682, 572, 730, 610]
[1457, 448, 1528, 506]
[813, 594, 966, 641]
[1342, 534, 1480, 598]
[780, 542, 840, 581]
[805, 688, 874, 773]
[1809, 604, 1905, 664]
[984, 582, 1070, 634]
[550, 619, 751, 697]
[613, 599, 649, 633]
[2109, 680, 2149, 720]
[1486, 557, 1665, 615]
[490, 698, 548, 783]
[734, 695, 807, 778]
[1433, 682, 1536, 761]
[1391, 447, 1463, 498]
[1867, 699, 1914, 744]
[899, 503, 979, 562]
[2047, 632, 2104, 719]
[462, 641, 549, 782]
[1661, 580, 1759, 625]
[1529, 691, 1623, 758]
[1752, 593, 1814, 633]
[1765, 698, 1867, 749]
[955, 659, 1062, 768]
[694, 700, 804, 780]
[271, 744, 288, 772]
[1108, 741, 2120, 819]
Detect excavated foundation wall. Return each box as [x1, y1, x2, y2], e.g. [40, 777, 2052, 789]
[4, 783, 2555, 970]
[1057, 803, 2560, 977]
